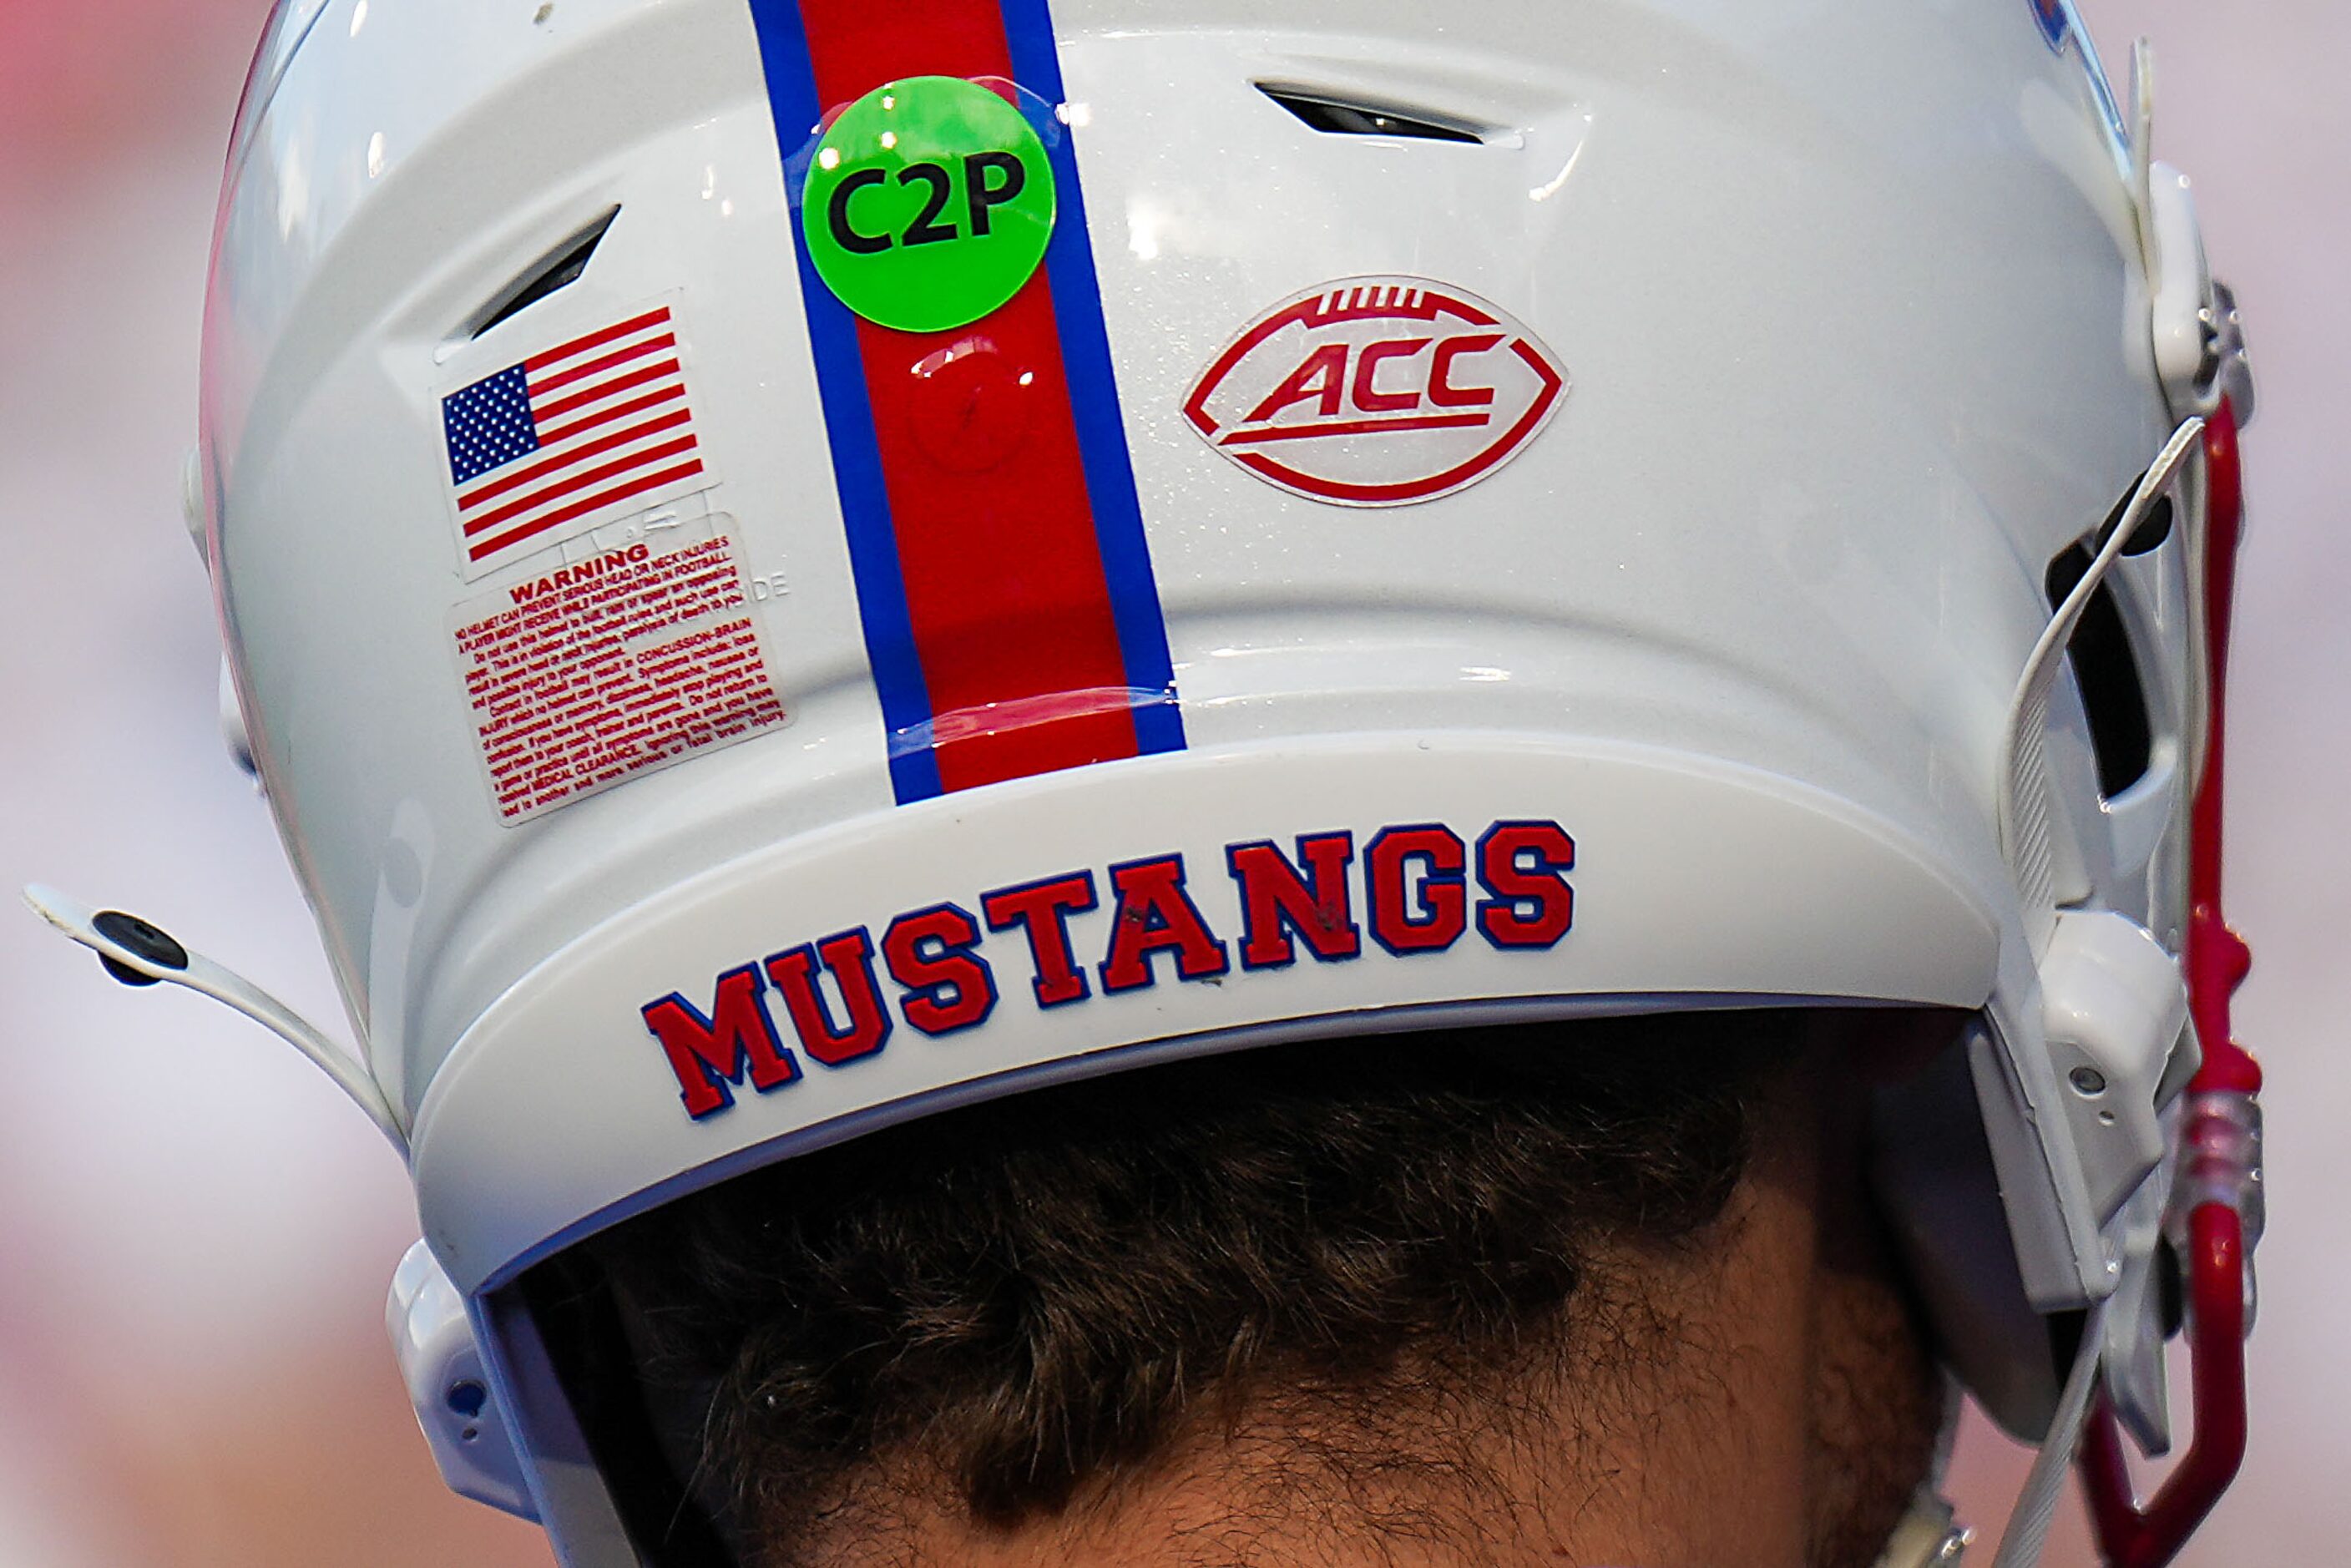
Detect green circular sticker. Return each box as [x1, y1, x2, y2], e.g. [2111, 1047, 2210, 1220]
[801, 76, 1057, 333]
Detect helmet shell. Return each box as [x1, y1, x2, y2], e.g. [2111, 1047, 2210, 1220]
[200, 0, 2199, 1546]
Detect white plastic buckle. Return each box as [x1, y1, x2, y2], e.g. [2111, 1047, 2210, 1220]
[387, 1240, 539, 1522]
[2040, 910, 2189, 1224]
[2037, 910, 2196, 1457]
[2131, 39, 2255, 427]
[2145, 159, 2216, 421]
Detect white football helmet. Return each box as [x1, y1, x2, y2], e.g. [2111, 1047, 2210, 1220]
[30, 1, 2264, 1565]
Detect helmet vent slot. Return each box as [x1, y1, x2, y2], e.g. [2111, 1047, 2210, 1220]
[468, 206, 619, 340]
[1256, 86, 1484, 144]
[2045, 540, 2153, 798]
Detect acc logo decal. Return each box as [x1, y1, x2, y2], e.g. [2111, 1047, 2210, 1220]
[1184, 277, 1567, 507]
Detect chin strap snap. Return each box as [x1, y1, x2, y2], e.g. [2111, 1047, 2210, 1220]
[1874, 1495, 1970, 1568]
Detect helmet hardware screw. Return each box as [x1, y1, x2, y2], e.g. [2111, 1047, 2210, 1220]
[2069, 1066, 2108, 1096]
[91, 910, 190, 987]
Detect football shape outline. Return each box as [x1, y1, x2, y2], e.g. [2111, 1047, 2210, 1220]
[1183, 277, 1568, 507]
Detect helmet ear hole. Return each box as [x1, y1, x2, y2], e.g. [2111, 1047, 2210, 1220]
[2045, 541, 2155, 800]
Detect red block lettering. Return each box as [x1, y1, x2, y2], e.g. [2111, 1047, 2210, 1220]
[640, 964, 800, 1119]
[1227, 832, 1360, 969]
[982, 872, 1100, 1008]
[1475, 821, 1576, 948]
[883, 903, 999, 1036]
[766, 929, 892, 1067]
[1365, 824, 1468, 953]
[1100, 854, 1231, 993]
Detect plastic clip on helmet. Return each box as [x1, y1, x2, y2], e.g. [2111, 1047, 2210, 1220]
[27, 2, 2263, 1565]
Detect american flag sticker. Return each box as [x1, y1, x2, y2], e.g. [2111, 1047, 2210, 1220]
[440, 299, 712, 578]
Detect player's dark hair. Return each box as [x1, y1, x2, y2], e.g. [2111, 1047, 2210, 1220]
[561, 1010, 1804, 1565]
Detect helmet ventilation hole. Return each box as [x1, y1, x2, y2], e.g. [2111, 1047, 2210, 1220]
[469, 205, 619, 339]
[1256, 86, 1484, 144]
[2096, 480, 2175, 557]
[2045, 533, 2154, 799]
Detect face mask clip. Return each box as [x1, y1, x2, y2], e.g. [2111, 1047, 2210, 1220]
[389, 1240, 538, 1521]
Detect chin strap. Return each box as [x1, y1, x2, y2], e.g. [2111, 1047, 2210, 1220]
[1870, 1380, 1974, 1568]
[1868, 1299, 2121, 1568]
[1988, 1296, 2119, 1568]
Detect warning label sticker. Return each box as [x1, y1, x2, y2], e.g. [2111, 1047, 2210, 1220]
[451, 518, 786, 822]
